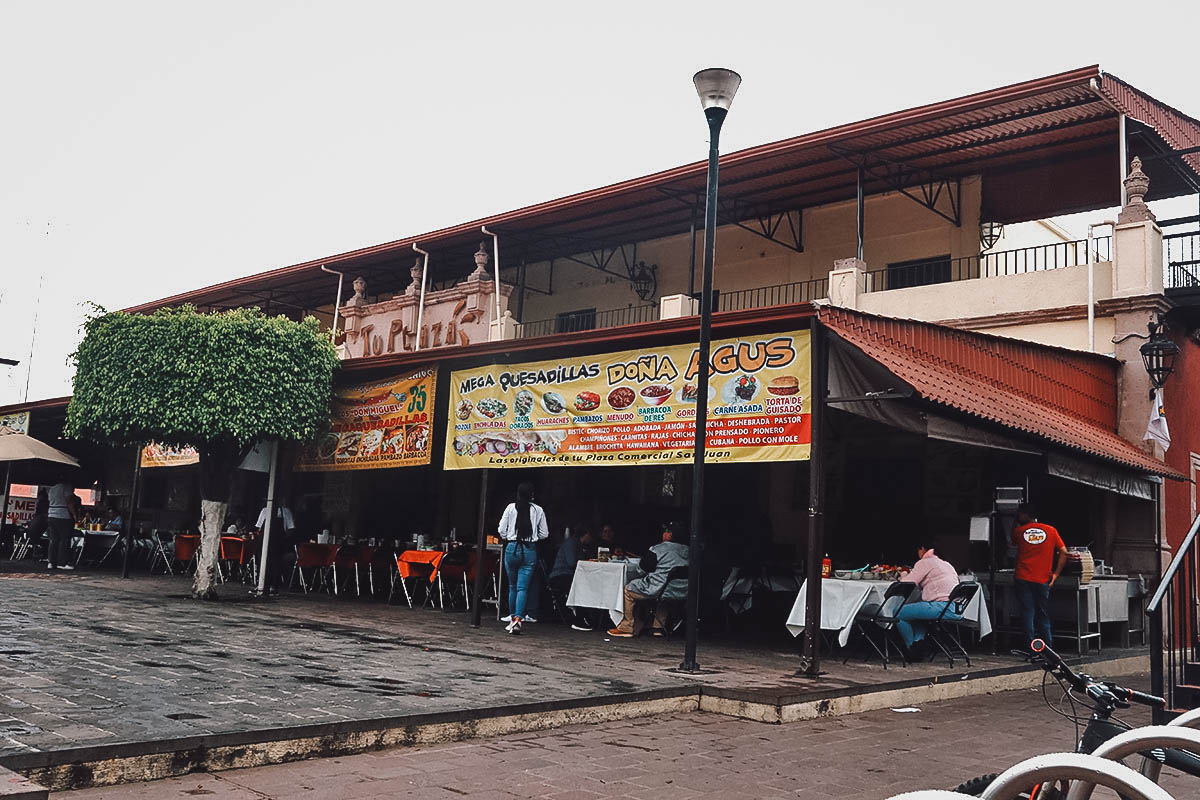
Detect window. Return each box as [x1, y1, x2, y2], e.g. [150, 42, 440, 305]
[555, 308, 597, 334]
[886, 254, 952, 290]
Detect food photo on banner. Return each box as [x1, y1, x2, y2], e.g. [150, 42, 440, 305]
[295, 367, 437, 471]
[445, 330, 811, 470]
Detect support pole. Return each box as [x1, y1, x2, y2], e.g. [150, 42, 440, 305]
[801, 315, 828, 676]
[856, 167, 865, 262]
[255, 440, 280, 595]
[120, 446, 142, 578]
[1119, 114, 1128, 207]
[413, 245, 430, 352]
[680, 106, 727, 673]
[1, 463, 12, 536]
[688, 200, 699, 299]
[470, 470, 490, 628]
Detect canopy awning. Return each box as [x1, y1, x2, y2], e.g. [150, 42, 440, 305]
[819, 305, 1183, 481]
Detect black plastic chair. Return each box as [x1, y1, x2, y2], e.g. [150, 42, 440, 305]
[926, 582, 980, 667]
[645, 565, 690, 638]
[845, 581, 919, 669]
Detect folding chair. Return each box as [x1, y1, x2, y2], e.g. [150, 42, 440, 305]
[11, 528, 34, 561]
[643, 566, 690, 638]
[173, 534, 201, 575]
[147, 530, 174, 574]
[334, 545, 377, 597]
[926, 582, 980, 667]
[219, 537, 256, 584]
[435, 548, 472, 609]
[844, 581, 918, 669]
[291, 542, 340, 594]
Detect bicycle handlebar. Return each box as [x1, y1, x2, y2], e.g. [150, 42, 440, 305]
[1029, 639, 1164, 709]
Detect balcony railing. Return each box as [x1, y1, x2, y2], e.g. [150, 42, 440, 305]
[516, 304, 660, 339]
[1165, 228, 1200, 290]
[717, 277, 828, 312]
[863, 238, 1112, 293]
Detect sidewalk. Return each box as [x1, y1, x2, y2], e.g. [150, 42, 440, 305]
[0, 568, 1150, 790]
[56, 685, 1189, 800]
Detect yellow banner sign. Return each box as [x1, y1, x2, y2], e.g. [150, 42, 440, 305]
[296, 367, 436, 471]
[141, 443, 200, 468]
[445, 330, 811, 470]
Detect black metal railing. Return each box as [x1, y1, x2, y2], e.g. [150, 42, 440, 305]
[863, 238, 1113, 293]
[515, 304, 660, 339]
[1148, 512, 1200, 722]
[1165, 227, 1200, 289]
[717, 277, 828, 312]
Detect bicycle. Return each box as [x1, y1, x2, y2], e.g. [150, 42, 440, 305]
[954, 639, 1200, 798]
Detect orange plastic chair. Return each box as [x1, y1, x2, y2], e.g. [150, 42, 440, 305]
[292, 542, 341, 594]
[334, 545, 378, 596]
[173, 534, 201, 574]
[389, 550, 443, 608]
[466, 550, 502, 617]
[219, 537, 256, 584]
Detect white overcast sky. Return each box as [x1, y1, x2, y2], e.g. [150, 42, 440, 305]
[2, 0, 1197, 406]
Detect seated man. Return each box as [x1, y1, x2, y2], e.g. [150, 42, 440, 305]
[895, 541, 960, 659]
[608, 523, 688, 638]
[547, 526, 597, 631]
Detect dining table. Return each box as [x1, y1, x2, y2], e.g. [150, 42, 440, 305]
[785, 576, 992, 647]
[566, 559, 645, 627]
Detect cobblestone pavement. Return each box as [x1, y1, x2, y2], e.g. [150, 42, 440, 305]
[0, 569, 1033, 757]
[58, 682, 1190, 799]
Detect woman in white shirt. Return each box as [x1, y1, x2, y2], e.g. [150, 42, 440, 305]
[497, 482, 549, 634]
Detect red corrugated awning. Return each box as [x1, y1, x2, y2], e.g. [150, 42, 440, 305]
[818, 306, 1183, 479]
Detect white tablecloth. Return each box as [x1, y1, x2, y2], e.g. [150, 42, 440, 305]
[786, 578, 992, 646]
[566, 560, 643, 626]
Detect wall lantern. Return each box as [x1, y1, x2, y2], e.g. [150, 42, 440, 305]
[631, 261, 658, 301]
[1140, 320, 1180, 393]
[980, 221, 1004, 251]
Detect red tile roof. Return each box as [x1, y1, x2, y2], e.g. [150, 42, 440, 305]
[819, 306, 1182, 479]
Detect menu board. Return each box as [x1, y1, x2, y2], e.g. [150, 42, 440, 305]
[444, 330, 810, 470]
[295, 366, 437, 471]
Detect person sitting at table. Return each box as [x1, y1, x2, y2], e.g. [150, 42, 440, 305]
[895, 541, 961, 660]
[608, 522, 688, 638]
[548, 526, 597, 631]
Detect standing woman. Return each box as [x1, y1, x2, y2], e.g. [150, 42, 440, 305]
[498, 482, 549, 634]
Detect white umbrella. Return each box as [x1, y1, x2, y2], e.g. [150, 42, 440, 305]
[0, 431, 80, 466]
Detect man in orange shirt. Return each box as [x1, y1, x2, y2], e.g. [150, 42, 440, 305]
[1011, 504, 1069, 649]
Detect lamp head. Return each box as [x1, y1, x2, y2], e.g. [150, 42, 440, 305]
[693, 68, 742, 112]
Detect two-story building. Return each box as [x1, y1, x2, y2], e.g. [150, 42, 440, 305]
[4, 66, 1198, 643]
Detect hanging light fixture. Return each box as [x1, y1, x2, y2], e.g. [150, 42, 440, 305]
[630, 261, 658, 301]
[1140, 320, 1180, 393]
[980, 221, 1004, 251]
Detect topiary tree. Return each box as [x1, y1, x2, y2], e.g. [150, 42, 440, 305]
[66, 305, 339, 599]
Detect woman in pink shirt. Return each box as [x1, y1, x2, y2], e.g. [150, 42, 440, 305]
[895, 542, 961, 658]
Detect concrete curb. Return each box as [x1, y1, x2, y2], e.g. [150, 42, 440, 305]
[0, 651, 1149, 791]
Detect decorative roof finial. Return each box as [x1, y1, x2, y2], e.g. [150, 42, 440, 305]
[1119, 156, 1155, 223]
[470, 241, 490, 280]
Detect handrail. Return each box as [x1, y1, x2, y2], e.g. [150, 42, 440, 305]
[1148, 513, 1200, 612]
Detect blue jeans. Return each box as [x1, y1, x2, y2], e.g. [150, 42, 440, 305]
[895, 600, 959, 646]
[1015, 579, 1052, 647]
[504, 542, 538, 619]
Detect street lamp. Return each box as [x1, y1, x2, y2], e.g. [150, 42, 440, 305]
[681, 67, 741, 673]
[1140, 320, 1180, 394]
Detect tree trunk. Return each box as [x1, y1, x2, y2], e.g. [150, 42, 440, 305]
[193, 499, 227, 599]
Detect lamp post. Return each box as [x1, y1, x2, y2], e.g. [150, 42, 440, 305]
[680, 67, 741, 673]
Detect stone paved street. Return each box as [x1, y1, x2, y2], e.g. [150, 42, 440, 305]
[0, 570, 1029, 757]
[56, 683, 1191, 799]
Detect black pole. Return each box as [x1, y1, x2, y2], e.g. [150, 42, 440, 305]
[801, 315, 827, 676]
[1, 463, 12, 539]
[687, 200, 699, 299]
[121, 446, 142, 578]
[470, 470, 490, 628]
[680, 106, 727, 673]
[856, 167, 865, 262]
